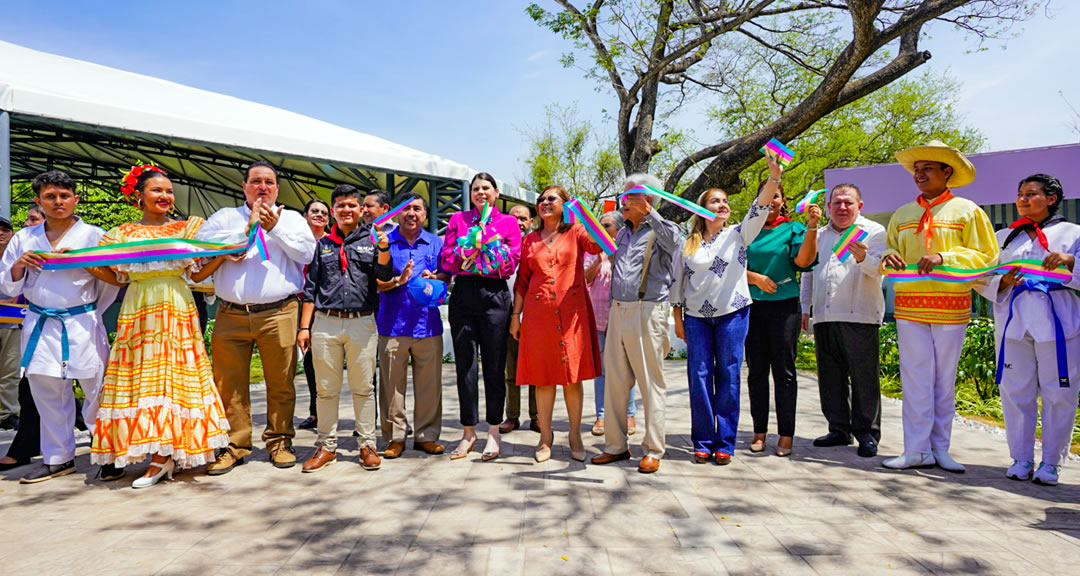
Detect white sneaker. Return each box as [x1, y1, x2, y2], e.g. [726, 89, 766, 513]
[1005, 459, 1034, 481]
[932, 449, 965, 473]
[883, 451, 936, 470]
[1033, 462, 1060, 486]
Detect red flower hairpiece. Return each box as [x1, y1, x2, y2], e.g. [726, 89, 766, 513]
[120, 164, 165, 199]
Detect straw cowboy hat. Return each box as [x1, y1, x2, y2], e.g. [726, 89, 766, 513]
[894, 140, 976, 188]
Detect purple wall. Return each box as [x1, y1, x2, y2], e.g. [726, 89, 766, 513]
[824, 142, 1080, 215]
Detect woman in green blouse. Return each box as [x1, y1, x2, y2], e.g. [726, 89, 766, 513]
[745, 180, 820, 456]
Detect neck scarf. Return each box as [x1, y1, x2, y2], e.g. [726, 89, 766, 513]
[325, 224, 354, 273]
[1004, 213, 1064, 251]
[766, 215, 790, 228]
[916, 189, 954, 252]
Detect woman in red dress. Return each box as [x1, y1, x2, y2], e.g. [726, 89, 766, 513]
[509, 185, 603, 464]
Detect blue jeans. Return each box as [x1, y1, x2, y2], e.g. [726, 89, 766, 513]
[685, 307, 749, 455]
[594, 330, 637, 419]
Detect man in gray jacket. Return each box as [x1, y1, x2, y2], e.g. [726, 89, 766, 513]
[799, 183, 886, 457]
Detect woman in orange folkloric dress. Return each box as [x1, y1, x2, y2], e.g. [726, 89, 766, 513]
[88, 167, 229, 489]
[510, 185, 602, 464]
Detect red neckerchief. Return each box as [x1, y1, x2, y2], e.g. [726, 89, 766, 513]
[765, 215, 791, 228]
[325, 225, 349, 274]
[1007, 214, 1064, 251]
[916, 189, 954, 252]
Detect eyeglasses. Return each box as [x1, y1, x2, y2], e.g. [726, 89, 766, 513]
[538, 196, 561, 204]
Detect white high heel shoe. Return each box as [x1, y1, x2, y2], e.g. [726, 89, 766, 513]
[132, 459, 174, 489]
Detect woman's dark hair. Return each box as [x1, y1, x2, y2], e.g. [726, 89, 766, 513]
[757, 178, 789, 218]
[135, 169, 170, 193]
[470, 172, 498, 191]
[330, 184, 363, 204]
[1018, 173, 1065, 216]
[303, 198, 330, 214]
[31, 170, 76, 196]
[392, 192, 428, 212]
[244, 160, 278, 183]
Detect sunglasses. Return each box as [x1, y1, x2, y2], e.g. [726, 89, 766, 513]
[538, 196, 561, 204]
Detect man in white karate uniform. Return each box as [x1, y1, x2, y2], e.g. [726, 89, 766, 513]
[0, 170, 118, 483]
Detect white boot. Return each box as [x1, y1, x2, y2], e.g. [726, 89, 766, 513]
[883, 451, 935, 470]
[1005, 459, 1034, 481]
[932, 449, 965, 473]
[1033, 462, 1060, 486]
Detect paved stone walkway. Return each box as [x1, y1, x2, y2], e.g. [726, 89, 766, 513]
[2, 364, 1079, 575]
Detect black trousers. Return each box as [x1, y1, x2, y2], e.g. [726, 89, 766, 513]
[449, 275, 510, 427]
[5, 377, 40, 460]
[745, 298, 800, 437]
[303, 349, 317, 418]
[813, 322, 881, 443]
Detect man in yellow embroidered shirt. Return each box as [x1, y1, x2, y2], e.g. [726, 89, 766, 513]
[881, 140, 999, 472]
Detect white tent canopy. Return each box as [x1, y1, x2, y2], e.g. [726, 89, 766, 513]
[0, 40, 532, 224]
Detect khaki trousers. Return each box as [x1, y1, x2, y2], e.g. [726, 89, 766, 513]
[0, 328, 20, 419]
[378, 335, 443, 444]
[603, 300, 670, 459]
[212, 300, 298, 458]
[313, 312, 378, 451]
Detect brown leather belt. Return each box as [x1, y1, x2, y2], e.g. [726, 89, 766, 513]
[220, 296, 294, 314]
[319, 309, 373, 319]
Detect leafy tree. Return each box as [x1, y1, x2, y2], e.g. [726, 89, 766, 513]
[519, 102, 623, 209]
[527, 0, 1038, 218]
[12, 181, 142, 231]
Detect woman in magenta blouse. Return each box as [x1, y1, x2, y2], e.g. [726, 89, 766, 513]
[438, 173, 523, 461]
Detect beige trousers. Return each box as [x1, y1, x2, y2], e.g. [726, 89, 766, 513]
[0, 328, 20, 418]
[603, 300, 670, 459]
[312, 312, 378, 451]
[378, 335, 443, 444]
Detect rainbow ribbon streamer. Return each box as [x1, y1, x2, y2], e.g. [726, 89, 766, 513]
[795, 189, 826, 213]
[37, 223, 270, 270]
[832, 225, 868, 263]
[369, 197, 420, 242]
[454, 203, 508, 275]
[760, 138, 794, 169]
[564, 198, 616, 255]
[620, 185, 715, 221]
[0, 303, 27, 324]
[885, 259, 1073, 284]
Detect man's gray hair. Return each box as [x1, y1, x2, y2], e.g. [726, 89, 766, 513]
[600, 210, 625, 228]
[625, 173, 663, 190]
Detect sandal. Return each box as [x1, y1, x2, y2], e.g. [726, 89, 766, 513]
[449, 437, 475, 460]
[481, 435, 500, 462]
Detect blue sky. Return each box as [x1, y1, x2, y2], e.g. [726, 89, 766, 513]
[2, 1, 1077, 186]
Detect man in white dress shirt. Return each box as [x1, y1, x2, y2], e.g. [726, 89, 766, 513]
[197, 161, 316, 474]
[0, 170, 119, 483]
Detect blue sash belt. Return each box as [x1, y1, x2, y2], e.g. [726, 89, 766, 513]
[20, 301, 97, 379]
[996, 280, 1069, 388]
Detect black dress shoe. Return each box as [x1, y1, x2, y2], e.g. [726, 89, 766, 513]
[0, 457, 32, 471]
[20, 460, 75, 484]
[297, 416, 318, 430]
[98, 463, 125, 482]
[857, 440, 878, 458]
[813, 432, 852, 447]
[528, 420, 541, 433]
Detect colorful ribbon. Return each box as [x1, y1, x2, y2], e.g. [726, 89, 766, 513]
[564, 198, 616, 255]
[620, 185, 715, 221]
[37, 224, 270, 270]
[832, 225, 868, 263]
[760, 138, 794, 169]
[369, 197, 421, 242]
[884, 259, 1072, 284]
[453, 203, 508, 275]
[0, 303, 27, 324]
[795, 189, 826, 213]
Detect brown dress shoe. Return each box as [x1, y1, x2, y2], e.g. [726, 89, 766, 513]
[359, 446, 381, 470]
[383, 441, 406, 459]
[638, 456, 660, 474]
[269, 444, 297, 469]
[414, 441, 445, 455]
[498, 418, 520, 434]
[302, 447, 337, 472]
[591, 450, 631, 465]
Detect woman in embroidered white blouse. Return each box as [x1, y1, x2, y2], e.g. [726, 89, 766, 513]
[671, 154, 780, 465]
